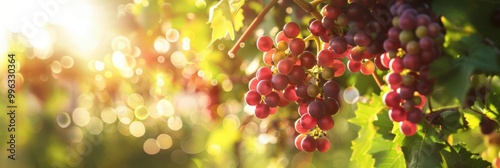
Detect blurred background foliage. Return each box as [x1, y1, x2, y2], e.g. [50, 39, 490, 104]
[0, 0, 368, 167]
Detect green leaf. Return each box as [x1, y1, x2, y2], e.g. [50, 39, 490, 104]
[431, 58, 474, 105]
[440, 110, 464, 136]
[401, 133, 444, 168]
[374, 108, 395, 140]
[349, 93, 385, 168]
[440, 144, 491, 168]
[433, 0, 500, 48]
[208, 0, 245, 45]
[373, 145, 406, 168]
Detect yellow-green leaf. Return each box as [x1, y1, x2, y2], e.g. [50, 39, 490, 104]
[208, 0, 245, 45]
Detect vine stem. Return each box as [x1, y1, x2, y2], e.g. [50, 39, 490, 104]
[292, 0, 323, 20]
[371, 72, 383, 89]
[228, 0, 278, 56]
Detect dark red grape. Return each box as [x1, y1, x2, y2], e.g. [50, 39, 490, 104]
[283, 85, 298, 102]
[383, 91, 401, 108]
[264, 91, 280, 107]
[406, 107, 423, 124]
[283, 22, 300, 38]
[318, 49, 335, 67]
[330, 36, 348, 54]
[308, 100, 326, 118]
[316, 136, 331, 152]
[256, 80, 273, 95]
[287, 65, 306, 84]
[399, 120, 417, 136]
[255, 103, 270, 118]
[389, 106, 406, 122]
[323, 80, 340, 99]
[301, 136, 317, 152]
[300, 113, 318, 130]
[245, 91, 261, 106]
[299, 51, 317, 69]
[318, 115, 334, 131]
[271, 74, 289, 90]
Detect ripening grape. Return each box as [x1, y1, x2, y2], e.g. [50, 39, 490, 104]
[295, 120, 310, 134]
[383, 91, 401, 108]
[256, 80, 273, 95]
[301, 136, 317, 152]
[317, 115, 334, 131]
[360, 60, 375, 75]
[257, 36, 274, 52]
[283, 22, 300, 38]
[347, 60, 362, 72]
[389, 57, 404, 73]
[256, 67, 273, 81]
[264, 91, 281, 107]
[322, 67, 335, 80]
[399, 120, 417, 136]
[389, 106, 406, 122]
[283, 85, 298, 102]
[277, 59, 293, 75]
[295, 134, 307, 151]
[254, 103, 270, 119]
[318, 49, 335, 67]
[248, 77, 259, 91]
[245, 91, 261, 106]
[331, 60, 346, 77]
[271, 74, 289, 90]
[307, 84, 320, 98]
[316, 136, 331, 152]
[289, 38, 306, 55]
[308, 20, 326, 36]
[300, 113, 318, 130]
[299, 51, 317, 69]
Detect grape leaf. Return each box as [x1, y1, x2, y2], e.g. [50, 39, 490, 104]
[401, 133, 444, 168]
[433, 0, 500, 48]
[439, 109, 464, 136]
[374, 108, 396, 140]
[349, 94, 385, 168]
[208, 0, 245, 45]
[440, 144, 491, 168]
[372, 144, 406, 168]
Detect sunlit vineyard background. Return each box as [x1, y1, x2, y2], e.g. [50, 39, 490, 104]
[0, 0, 370, 167]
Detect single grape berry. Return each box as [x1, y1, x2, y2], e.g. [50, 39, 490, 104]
[245, 91, 261, 106]
[301, 136, 317, 152]
[308, 100, 326, 118]
[400, 120, 417, 136]
[257, 36, 274, 52]
[295, 134, 307, 151]
[480, 116, 499, 135]
[254, 103, 270, 119]
[317, 115, 334, 131]
[316, 136, 331, 152]
[283, 22, 300, 38]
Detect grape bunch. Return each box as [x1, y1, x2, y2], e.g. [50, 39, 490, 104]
[244, 0, 446, 151]
[244, 19, 344, 152]
[314, 0, 394, 74]
[379, 1, 444, 136]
